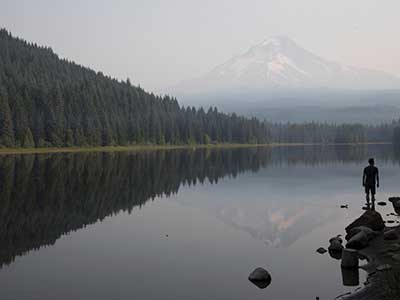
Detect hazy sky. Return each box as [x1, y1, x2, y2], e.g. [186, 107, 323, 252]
[1, 0, 400, 92]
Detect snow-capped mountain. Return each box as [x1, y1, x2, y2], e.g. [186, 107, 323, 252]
[170, 36, 400, 96]
[167, 36, 400, 123]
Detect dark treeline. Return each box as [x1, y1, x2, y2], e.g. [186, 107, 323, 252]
[0, 29, 270, 147]
[2, 145, 400, 268]
[1, 28, 399, 148]
[270, 121, 400, 144]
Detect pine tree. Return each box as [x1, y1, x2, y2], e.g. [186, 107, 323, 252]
[0, 88, 14, 147]
[21, 128, 34, 148]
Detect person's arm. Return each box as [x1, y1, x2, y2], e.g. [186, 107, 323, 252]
[376, 168, 379, 188]
[362, 168, 366, 186]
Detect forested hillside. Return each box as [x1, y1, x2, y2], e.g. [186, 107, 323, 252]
[0, 29, 270, 148]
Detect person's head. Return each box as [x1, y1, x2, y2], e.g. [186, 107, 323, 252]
[368, 158, 375, 166]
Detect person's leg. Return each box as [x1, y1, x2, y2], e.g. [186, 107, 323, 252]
[365, 186, 370, 204]
[371, 186, 376, 210]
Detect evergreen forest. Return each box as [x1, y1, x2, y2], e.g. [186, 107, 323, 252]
[0, 29, 399, 148]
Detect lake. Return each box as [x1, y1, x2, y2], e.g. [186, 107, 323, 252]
[1, 145, 399, 300]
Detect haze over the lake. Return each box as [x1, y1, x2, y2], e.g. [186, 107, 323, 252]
[2, 0, 400, 91]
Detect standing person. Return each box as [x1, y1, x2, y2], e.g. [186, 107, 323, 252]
[362, 158, 379, 209]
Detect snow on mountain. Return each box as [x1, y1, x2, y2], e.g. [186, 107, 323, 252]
[171, 36, 400, 95]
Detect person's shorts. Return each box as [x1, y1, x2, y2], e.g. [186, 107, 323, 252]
[365, 185, 376, 195]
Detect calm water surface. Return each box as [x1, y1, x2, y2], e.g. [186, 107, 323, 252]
[1, 145, 400, 300]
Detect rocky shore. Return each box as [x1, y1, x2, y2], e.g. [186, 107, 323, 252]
[337, 198, 400, 300]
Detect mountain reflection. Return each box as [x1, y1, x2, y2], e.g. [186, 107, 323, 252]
[0, 145, 398, 269]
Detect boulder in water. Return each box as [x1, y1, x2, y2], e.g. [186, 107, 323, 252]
[328, 236, 344, 252]
[345, 210, 385, 233]
[389, 197, 400, 214]
[329, 249, 342, 260]
[345, 226, 378, 241]
[248, 267, 271, 289]
[316, 247, 327, 254]
[346, 230, 369, 249]
[389, 197, 400, 208]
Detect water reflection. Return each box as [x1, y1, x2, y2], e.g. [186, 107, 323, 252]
[0, 148, 273, 269]
[0, 144, 399, 270]
[341, 267, 360, 286]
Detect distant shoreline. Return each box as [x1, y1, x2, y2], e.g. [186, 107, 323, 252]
[0, 142, 392, 155]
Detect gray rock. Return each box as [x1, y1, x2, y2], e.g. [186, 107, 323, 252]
[328, 236, 344, 252]
[345, 210, 385, 233]
[384, 229, 398, 240]
[346, 230, 369, 249]
[316, 247, 327, 254]
[329, 249, 342, 260]
[248, 267, 271, 289]
[389, 197, 400, 208]
[329, 235, 343, 243]
[345, 226, 378, 241]
[389, 197, 400, 215]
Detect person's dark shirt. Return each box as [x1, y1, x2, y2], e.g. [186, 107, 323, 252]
[363, 165, 379, 186]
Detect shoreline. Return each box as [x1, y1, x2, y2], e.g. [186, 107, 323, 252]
[0, 142, 392, 156]
[342, 224, 400, 300]
[338, 204, 400, 300]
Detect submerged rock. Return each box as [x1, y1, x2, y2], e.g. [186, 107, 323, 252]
[248, 267, 271, 289]
[345, 210, 385, 233]
[377, 201, 387, 206]
[316, 247, 327, 254]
